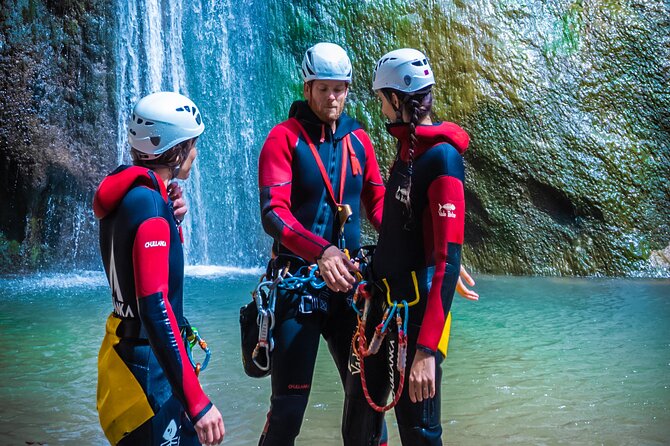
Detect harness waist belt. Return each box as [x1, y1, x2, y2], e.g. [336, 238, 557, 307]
[299, 294, 329, 314]
[371, 266, 436, 306]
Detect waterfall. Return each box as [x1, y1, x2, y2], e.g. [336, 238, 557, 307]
[114, 0, 277, 267]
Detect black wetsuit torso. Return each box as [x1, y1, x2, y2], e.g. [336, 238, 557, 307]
[94, 166, 211, 445]
[344, 121, 469, 446]
[256, 101, 385, 446]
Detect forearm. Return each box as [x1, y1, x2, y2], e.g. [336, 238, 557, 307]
[132, 217, 211, 422]
[417, 171, 465, 353]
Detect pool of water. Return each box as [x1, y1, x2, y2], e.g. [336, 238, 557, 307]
[0, 270, 668, 445]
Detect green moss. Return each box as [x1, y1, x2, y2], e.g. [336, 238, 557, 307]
[0, 232, 21, 273]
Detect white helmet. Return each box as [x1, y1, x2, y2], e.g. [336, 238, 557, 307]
[128, 91, 204, 159]
[372, 48, 435, 93]
[301, 42, 352, 83]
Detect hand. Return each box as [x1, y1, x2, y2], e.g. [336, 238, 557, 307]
[456, 265, 479, 301]
[408, 349, 436, 403]
[194, 405, 225, 445]
[317, 246, 359, 292]
[168, 182, 187, 223]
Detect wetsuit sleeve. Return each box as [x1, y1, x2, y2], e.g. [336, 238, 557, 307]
[132, 217, 212, 423]
[416, 147, 465, 355]
[353, 129, 385, 231]
[259, 124, 332, 262]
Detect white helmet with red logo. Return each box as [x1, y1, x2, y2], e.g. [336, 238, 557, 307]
[372, 48, 435, 93]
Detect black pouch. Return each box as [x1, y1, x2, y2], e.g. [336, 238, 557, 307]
[239, 300, 270, 378]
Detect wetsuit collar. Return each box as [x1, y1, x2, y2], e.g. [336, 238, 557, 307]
[288, 100, 359, 142]
[93, 165, 168, 219]
[386, 121, 470, 161]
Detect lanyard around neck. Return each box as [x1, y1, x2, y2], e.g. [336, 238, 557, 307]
[292, 118, 348, 206]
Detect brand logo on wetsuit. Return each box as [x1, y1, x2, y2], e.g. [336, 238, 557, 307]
[145, 240, 167, 248]
[161, 419, 180, 445]
[348, 349, 361, 375]
[388, 339, 396, 389]
[438, 203, 456, 218]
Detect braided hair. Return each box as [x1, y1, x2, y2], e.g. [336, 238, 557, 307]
[383, 87, 433, 220]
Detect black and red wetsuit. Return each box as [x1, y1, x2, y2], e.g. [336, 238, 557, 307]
[94, 166, 211, 445]
[257, 100, 385, 445]
[344, 122, 469, 446]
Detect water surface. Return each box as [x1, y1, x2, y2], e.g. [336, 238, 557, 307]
[0, 272, 668, 445]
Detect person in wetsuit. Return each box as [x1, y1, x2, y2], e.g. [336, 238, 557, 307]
[344, 48, 470, 445]
[94, 92, 224, 446]
[257, 42, 387, 446]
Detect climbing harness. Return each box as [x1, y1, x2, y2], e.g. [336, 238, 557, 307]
[182, 319, 211, 377]
[249, 263, 328, 373]
[350, 269, 421, 412]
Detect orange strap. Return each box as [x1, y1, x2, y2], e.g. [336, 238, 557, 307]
[291, 118, 360, 206]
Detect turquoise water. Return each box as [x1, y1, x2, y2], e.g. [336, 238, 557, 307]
[0, 271, 668, 445]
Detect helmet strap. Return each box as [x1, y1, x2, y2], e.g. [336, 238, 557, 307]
[383, 90, 404, 123]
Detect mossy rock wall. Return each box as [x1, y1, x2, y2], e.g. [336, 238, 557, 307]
[1, 0, 668, 276]
[0, 0, 115, 272]
[266, 0, 670, 276]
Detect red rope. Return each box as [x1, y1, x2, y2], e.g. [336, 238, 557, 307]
[352, 299, 408, 413]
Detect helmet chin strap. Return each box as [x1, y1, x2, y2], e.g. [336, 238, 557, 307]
[171, 150, 190, 180]
[384, 90, 406, 123]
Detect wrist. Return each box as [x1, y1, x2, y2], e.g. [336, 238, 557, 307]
[416, 344, 436, 357]
[315, 244, 334, 262]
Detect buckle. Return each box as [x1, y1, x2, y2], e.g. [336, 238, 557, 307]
[298, 294, 328, 314]
[299, 295, 314, 314]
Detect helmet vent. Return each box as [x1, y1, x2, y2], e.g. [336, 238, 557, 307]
[129, 129, 137, 136]
[144, 121, 154, 126]
[150, 136, 161, 146]
[195, 114, 202, 125]
[137, 118, 143, 124]
[192, 107, 197, 115]
[184, 105, 191, 112]
[176, 107, 184, 112]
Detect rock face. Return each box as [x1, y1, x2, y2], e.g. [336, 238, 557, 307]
[268, 0, 670, 276]
[0, 0, 116, 272]
[1, 0, 668, 276]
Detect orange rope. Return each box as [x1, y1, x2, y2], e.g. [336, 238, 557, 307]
[352, 283, 408, 413]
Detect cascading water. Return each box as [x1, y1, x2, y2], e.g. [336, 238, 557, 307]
[2, 1, 666, 276]
[114, 0, 279, 267]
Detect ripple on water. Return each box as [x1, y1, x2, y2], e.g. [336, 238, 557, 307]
[1, 275, 669, 445]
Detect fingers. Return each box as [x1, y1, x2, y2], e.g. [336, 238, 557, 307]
[173, 197, 187, 219]
[168, 182, 188, 222]
[409, 376, 435, 403]
[456, 277, 479, 301]
[322, 266, 353, 292]
[167, 182, 183, 199]
[317, 248, 358, 292]
[321, 270, 339, 291]
[463, 288, 480, 301]
[409, 382, 418, 404]
[218, 419, 226, 444]
[335, 258, 356, 283]
[195, 407, 225, 445]
[459, 265, 475, 286]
